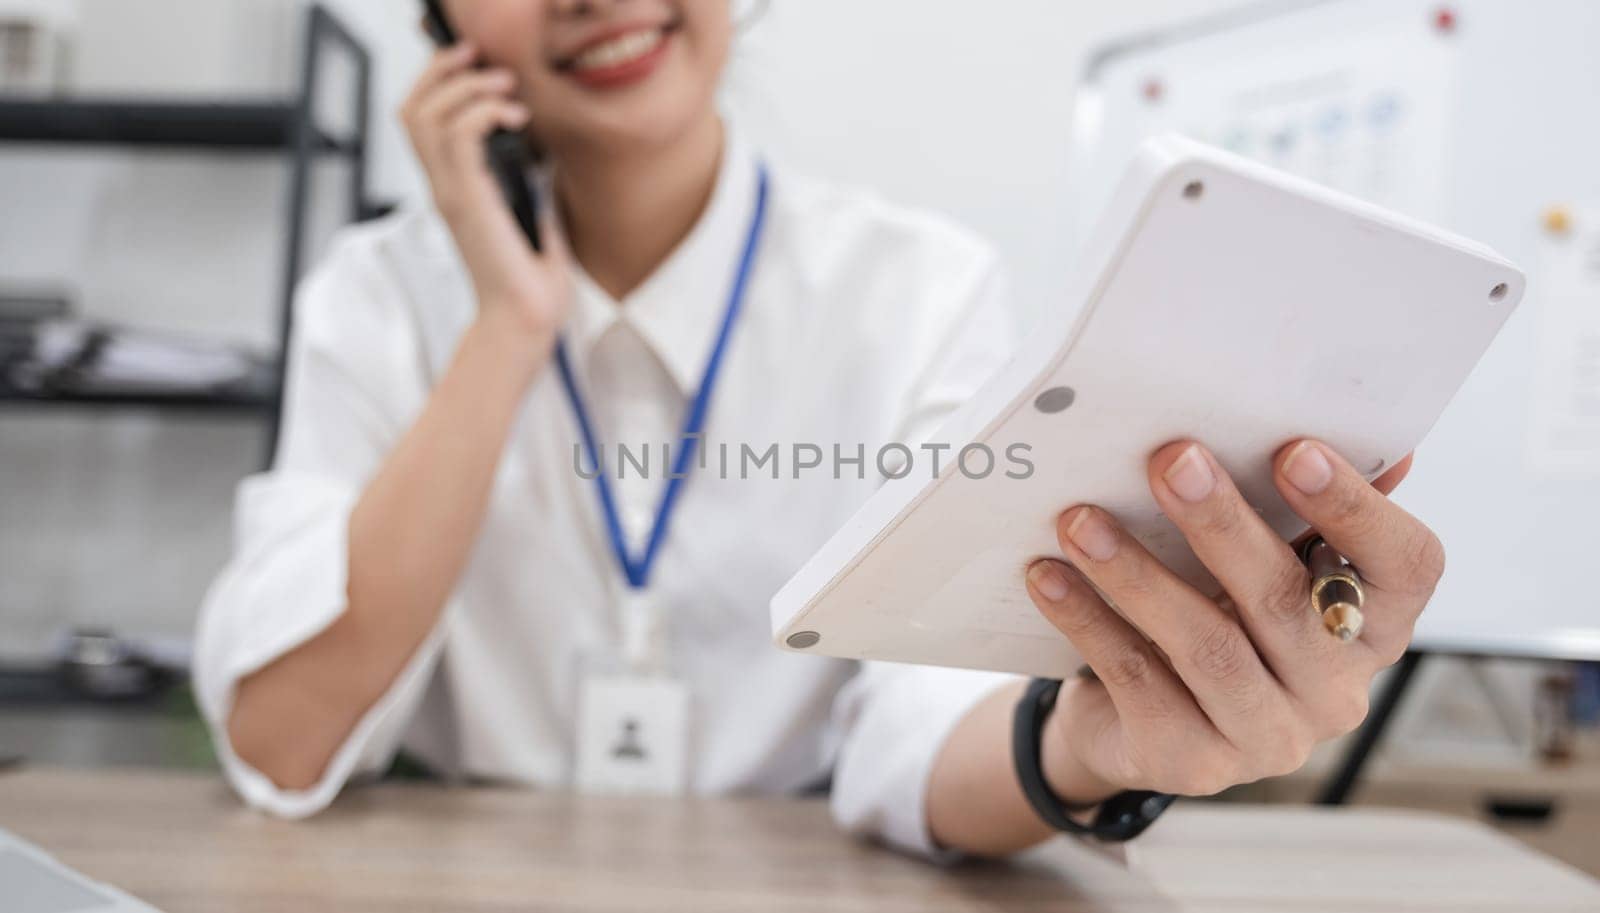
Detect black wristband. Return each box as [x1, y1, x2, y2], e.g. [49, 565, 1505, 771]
[1012, 677, 1175, 842]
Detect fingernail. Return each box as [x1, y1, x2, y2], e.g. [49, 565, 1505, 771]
[1066, 508, 1119, 562]
[1283, 442, 1334, 495]
[1163, 444, 1216, 503]
[1028, 562, 1071, 601]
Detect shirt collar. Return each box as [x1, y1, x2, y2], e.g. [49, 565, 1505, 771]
[562, 124, 760, 395]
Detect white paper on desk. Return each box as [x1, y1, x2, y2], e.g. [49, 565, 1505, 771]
[1090, 839, 1132, 868]
[1015, 836, 1140, 894]
[1526, 206, 1600, 477]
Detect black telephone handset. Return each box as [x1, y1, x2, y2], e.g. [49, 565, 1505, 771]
[422, 0, 543, 252]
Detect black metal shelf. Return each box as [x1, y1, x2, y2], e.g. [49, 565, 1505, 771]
[0, 97, 356, 154]
[0, 5, 371, 671]
[0, 4, 371, 453]
[0, 383, 277, 414]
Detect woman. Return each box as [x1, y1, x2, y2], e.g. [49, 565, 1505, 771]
[196, 0, 1444, 858]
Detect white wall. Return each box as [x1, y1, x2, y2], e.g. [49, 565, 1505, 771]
[0, 0, 1245, 656]
[729, 0, 1252, 323]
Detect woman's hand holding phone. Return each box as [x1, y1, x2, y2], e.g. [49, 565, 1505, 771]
[402, 42, 572, 350]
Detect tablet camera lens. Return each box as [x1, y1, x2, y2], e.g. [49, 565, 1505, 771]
[786, 631, 821, 649]
[1182, 180, 1204, 200]
[1489, 282, 1508, 303]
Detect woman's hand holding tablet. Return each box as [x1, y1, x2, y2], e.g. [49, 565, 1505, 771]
[772, 135, 1523, 850]
[1024, 439, 1437, 802]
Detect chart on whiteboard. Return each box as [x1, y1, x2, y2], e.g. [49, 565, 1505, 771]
[1101, 18, 1461, 226]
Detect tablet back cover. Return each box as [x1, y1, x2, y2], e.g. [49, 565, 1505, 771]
[772, 135, 1523, 678]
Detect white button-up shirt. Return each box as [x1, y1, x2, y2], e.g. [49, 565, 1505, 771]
[194, 129, 1018, 856]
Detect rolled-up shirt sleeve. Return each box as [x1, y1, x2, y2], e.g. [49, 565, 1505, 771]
[829, 662, 1017, 857]
[193, 225, 446, 818]
[828, 239, 1025, 857]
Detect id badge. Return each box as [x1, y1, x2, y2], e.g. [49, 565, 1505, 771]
[575, 673, 690, 796]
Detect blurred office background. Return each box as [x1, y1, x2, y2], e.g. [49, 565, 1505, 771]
[1, 0, 1596, 876]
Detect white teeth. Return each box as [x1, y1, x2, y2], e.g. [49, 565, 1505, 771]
[572, 28, 664, 72]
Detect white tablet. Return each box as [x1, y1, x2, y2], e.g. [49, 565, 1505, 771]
[770, 134, 1524, 679]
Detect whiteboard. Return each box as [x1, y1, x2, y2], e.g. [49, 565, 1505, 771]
[1065, 0, 1600, 660]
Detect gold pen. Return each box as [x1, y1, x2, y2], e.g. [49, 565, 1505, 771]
[1301, 537, 1365, 642]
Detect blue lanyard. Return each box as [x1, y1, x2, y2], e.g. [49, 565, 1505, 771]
[554, 165, 770, 591]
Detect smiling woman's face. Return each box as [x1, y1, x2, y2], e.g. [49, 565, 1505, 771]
[442, 0, 732, 157]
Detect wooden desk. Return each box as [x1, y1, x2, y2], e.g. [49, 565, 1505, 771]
[1, 769, 1595, 912]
